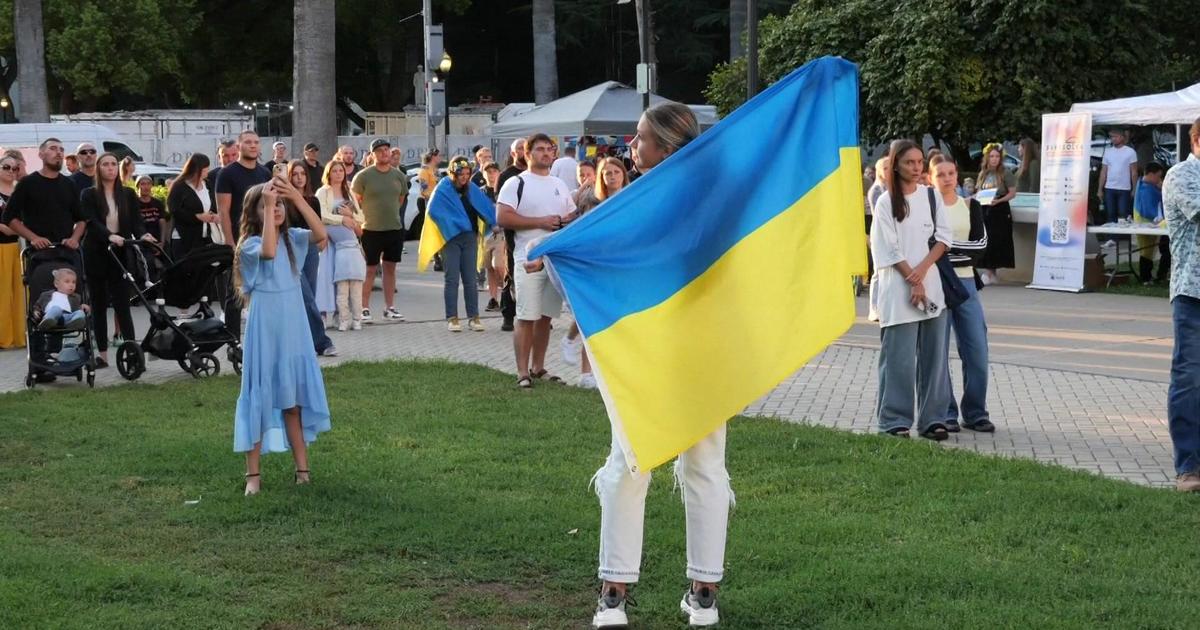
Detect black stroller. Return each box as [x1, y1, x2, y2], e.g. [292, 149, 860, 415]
[108, 241, 243, 380]
[21, 245, 98, 389]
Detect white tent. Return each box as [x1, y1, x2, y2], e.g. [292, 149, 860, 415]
[489, 81, 718, 138]
[1071, 83, 1200, 126]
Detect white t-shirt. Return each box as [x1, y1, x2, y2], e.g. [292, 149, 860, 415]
[497, 172, 576, 264]
[1102, 145, 1138, 190]
[549, 156, 580, 191]
[49, 291, 73, 312]
[868, 185, 953, 327]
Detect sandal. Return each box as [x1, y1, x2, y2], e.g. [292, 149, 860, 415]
[244, 472, 261, 496]
[517, 376, 533, 389]
[963, 419, 996, 433]
[530, 369, 562, 383]
[295, 469, 310, 485]
[885, 427, 910, 438]
[920, 424, 949, 441]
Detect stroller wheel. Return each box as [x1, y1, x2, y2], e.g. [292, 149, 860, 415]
[187, 352, 220, 379]
[86, 371, 95, 388]
[227, 346, 243, 375]
[24, 372, 35, 389]
[116, 341, 145, 381]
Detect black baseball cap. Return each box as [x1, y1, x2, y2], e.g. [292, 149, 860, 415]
[303, 142, 319, 152]
[370, 138, 391, 151]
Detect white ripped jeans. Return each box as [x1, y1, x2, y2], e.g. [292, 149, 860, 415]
[594, 424, 732, 584]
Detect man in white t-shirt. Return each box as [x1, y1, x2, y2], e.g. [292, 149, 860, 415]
[1098, 129, 1140, 224]
[497, 133, 578, 388]
[550, 145, 580, 191]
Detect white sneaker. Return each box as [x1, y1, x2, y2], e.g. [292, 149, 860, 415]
[384, 307, 405, 321]
[447, 317, 463, 333]
[361, 308, 372, 322]
[592, 587, 632, 628]
[1103, 239, 1117, 249]
[467, 317, 485, 332]
[319, 345, 338, 357]
[337, 321, 349, 332]
[579, 373, 598, 389]
[680, 586, 719, 627]
[351, 320, 363, 331]
[561, 334, 582, 365]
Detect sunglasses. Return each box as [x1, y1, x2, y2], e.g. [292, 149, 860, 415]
[78, 149, 97, 155]
[0, 164, 15, 171]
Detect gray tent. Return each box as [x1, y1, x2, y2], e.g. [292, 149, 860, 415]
[489, 81, 718, 138]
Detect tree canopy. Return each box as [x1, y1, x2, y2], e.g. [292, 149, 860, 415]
[706, 0, 1200, 155]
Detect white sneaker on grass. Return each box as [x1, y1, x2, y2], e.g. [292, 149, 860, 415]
[579, 373, 597, 389]
[592, 586, 633, 628]
[561, 334, 582, 365]
[680, 586, 719, 627]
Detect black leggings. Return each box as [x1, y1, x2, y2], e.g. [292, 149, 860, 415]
[88, 254, 135, 353]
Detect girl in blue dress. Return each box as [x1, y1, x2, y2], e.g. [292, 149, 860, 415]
[233, 178, 330, 496]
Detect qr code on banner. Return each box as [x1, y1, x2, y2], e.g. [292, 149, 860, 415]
[1051, 218, 1069, 244]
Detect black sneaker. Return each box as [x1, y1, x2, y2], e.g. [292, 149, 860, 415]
[592, 586, 634, 628]
[501, 318, 514, 332]
[680, 585, 719, 626]
[486, 298, 500, 312]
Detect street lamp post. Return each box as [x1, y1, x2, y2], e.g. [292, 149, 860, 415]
[439, 52, 452, 155]
[747, 0, 758, 99]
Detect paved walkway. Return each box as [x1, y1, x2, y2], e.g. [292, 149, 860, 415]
[0, 259, 1176, 487]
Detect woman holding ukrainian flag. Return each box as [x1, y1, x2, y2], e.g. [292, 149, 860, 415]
[417, 155, 496, 333]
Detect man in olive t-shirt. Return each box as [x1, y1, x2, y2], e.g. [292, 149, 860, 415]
[351, 138, 409, 321]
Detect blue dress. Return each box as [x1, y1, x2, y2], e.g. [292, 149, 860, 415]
[233, 227, 331, 453]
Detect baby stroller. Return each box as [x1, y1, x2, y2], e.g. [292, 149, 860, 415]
[21, 245, 97, 389]
[109, 241, 243, 380]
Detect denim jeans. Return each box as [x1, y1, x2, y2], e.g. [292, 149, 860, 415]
[301, 245, 332, 353]
[1104, 187, 1132, 223]
[594, 424, 731, 583]
[942, 278, 990, 425]
[1169, 295, 1200, 475]
[876, 311, 951, 433]
[441, 231, 479, 319]
[44, 304, 86, 326]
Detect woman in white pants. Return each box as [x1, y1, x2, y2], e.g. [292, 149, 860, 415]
[590, 103, 729, 629]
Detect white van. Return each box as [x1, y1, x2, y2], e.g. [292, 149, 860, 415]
[0, 123, 143, 168]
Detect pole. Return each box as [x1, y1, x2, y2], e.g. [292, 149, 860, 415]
[423, 0, 436, 152]
[638, 0, 650, 111]
[746, 0, 758, 99]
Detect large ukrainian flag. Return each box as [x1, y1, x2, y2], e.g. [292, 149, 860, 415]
[529, 56, 865, 473]
[417, 176, 496, 272]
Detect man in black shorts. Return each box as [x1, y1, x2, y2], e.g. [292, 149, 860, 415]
[352, 138, 409, 321]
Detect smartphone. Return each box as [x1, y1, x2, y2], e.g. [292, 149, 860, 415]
[272, 163, 286, 177]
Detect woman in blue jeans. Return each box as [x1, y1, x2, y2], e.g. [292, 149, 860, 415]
[422, 157, 496, 333]
[930, 156, 995, 432]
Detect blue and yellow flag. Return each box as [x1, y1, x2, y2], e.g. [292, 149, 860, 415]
[417, 176, 497, 272]
[529, 57, 865, 472]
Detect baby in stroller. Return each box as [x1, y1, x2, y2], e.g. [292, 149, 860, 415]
[33, 267, 90, 331]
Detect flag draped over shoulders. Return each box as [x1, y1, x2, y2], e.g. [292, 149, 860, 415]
[530, 56, 866, 473]
[417, 177, 497, 272]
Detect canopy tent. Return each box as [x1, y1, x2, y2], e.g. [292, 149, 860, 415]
[1070, 83, 1200, 126]
[489, 81, 718, 138]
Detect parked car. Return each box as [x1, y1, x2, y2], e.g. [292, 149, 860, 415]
[132, 163, 181, 186]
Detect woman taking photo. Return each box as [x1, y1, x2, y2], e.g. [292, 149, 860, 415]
[929, 155, 995, 433]
[167, 153, 219, 259]
[869, 139, 953, 441]
[286, 160, 336, 356]
[82, 152, 154, 367]
[0, 153, 24, 348]
[976, 143, 1017, 285]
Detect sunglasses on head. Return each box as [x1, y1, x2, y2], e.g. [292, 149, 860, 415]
[78, 149, 97, 155]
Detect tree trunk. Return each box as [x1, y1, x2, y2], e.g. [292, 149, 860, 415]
[532, 0, 558, 105]
[14, 0, 50, 122]
[729, 0, 746, 61]
[293, 0, 337, 153]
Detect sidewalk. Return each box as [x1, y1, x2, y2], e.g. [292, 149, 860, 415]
[0, 259, 1176, 487]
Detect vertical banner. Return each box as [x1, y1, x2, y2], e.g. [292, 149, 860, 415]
[1028, 112, 1092, 292]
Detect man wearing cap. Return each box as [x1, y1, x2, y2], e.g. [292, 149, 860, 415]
[264, 142, 288, 172]
[301, 143, 323, 190]
[352, 138, 409, 321]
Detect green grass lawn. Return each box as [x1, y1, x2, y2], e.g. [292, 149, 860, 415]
[1, 361, 1197, 629]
